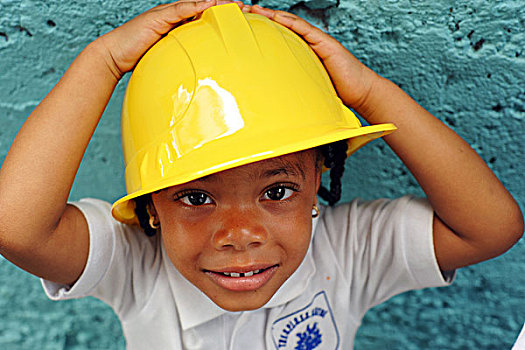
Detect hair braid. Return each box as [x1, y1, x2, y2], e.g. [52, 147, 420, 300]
[134, 195, 157, 237]
[317, 140, 348, 206]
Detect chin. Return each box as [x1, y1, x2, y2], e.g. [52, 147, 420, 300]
[211, 291, 274, 312]
[217, 301, 268, 312]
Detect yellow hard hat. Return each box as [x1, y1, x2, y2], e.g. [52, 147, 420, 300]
[111, 3, 396, 224]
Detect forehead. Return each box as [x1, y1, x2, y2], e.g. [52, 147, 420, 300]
[196, 150, 317, 184]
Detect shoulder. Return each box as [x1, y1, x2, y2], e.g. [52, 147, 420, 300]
[69, 197, 159, 278]
[314, 196, 434, 259]
[319, 196, 431, 231]
[70, 198, 147, 241]
[60, 198, 162, 316]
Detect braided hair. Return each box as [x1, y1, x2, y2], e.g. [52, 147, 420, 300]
[133, 140, 348, 236]
[316, 139, 349, 206]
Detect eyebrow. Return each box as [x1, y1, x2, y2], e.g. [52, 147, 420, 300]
[257, 159, 307, 181]
[260, 164, 306, 181]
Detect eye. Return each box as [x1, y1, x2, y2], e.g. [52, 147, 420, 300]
[262, 185, 297, 201]
[175, 191, 213, 206]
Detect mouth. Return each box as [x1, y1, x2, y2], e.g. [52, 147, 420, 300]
[204, 265, 279, 292]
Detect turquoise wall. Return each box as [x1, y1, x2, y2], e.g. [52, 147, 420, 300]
[0, 0, 523, 348]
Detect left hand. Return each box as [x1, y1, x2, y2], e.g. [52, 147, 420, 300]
[241, 3, 524, 272]
[244, 4, 379, 111]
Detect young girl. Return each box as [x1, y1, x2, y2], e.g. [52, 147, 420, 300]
[0, 1, 522, 348]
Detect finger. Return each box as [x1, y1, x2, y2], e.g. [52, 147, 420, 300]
[216, 0, 238, 5]
[241, 5, 252, 13]
[251, 5, 327, 47]
[154, 1, 218, 25]
[142, 1, 246, 38]
[140, 0, 236, 36]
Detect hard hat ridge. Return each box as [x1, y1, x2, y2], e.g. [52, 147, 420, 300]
[201, 4, 262, 59]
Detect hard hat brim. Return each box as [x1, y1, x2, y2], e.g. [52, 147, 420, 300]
[111, 122, 396, 225]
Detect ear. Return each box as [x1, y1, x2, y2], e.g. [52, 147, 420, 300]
[147, 194, 159, 218]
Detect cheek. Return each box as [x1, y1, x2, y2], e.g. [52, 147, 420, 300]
[272, 209, 313, 258]
[160, 218, 211, 269]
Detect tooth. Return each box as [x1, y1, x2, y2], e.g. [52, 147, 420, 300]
[223, 272, 231, 276]
[254, 270, 260, 274]
[230, 272, 241, 278]
[244, 271, 254, 277]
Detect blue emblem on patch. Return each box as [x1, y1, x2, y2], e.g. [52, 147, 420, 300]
[271, 291, 339, 349]
[295, 322, 322, 349]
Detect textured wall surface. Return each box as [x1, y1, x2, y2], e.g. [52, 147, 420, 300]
[0, 0, 523, 349]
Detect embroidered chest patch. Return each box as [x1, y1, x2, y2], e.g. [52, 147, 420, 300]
[271, 291, 339, 349]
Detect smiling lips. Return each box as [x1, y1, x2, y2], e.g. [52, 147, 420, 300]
[205, 265, 279, 292]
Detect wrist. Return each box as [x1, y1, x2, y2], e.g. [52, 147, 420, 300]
[86, 37, 124, 82]
[352, 73, 403, 124]
[336, 56, 385, 117]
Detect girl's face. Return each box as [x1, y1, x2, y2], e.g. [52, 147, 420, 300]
[151, 150, 321, 311]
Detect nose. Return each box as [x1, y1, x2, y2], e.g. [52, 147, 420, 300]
[212, 213, 268, 251]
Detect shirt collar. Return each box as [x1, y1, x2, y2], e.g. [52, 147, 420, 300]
[163, 213, 320, 331]
[162, 244, 226, 330]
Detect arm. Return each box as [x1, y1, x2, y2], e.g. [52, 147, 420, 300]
[249, 5, 524, 271]
[0, 0, 230, 285]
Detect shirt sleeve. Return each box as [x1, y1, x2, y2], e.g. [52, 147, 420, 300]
[40, 198, 161, 320]
[320, 196, 454, 312]
[512, 323, 525, 350]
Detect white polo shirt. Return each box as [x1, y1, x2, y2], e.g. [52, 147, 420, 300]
[42, 196, 452, 349]
[513, 324, 525, 350]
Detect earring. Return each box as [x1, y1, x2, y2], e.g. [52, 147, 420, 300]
[149, 216, 160, 230]
[312, 204, 319, 218]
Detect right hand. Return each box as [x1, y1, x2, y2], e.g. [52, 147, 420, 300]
[96, 0, 238, 79]
[0, 0, 239, 286]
